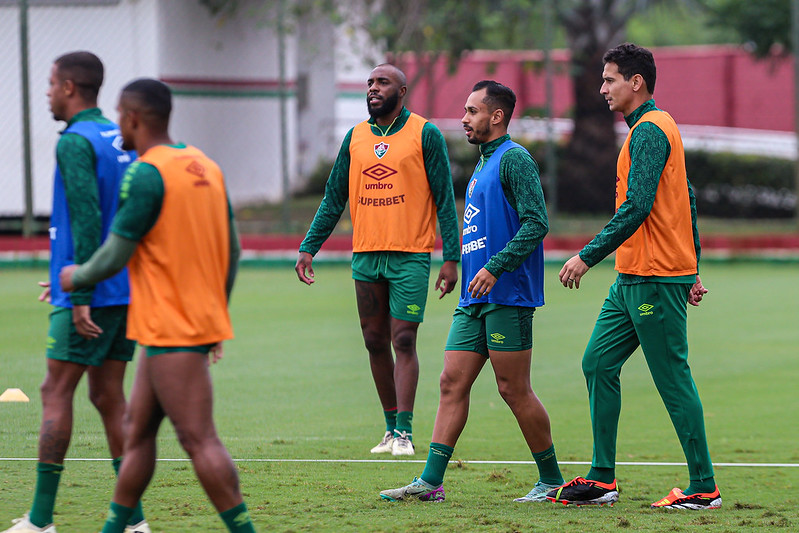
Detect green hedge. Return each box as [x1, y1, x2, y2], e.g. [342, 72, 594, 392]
[446, 137, 796, 218]
[684, 152, 795, 218]
[295, 137, 797, 219]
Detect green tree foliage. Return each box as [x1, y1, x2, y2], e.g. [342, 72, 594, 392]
[360, 0, 497, 116]
[198, 0, 238, 16]
[702, 0, 792, 56]
[626, 2, 737, 47]
[197, 0, 343, 29]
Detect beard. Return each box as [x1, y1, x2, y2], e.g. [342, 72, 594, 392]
[121, 135, 135, 151]
[367, 90, 400, 119]
[466, 123, 491, 145]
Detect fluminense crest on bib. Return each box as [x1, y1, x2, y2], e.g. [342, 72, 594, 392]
[374, 141, 389, 159]
[468, 177, 478, 197]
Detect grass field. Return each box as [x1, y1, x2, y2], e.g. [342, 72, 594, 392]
[0, 262, 797, 532]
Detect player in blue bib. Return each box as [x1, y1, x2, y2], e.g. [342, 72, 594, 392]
[380, 80, 564, 503]
[2, 52, 147, 533]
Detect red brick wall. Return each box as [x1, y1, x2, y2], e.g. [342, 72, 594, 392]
[398, 46, 794, 132]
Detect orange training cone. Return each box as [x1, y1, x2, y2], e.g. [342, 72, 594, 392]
[0, 388, 30, 402]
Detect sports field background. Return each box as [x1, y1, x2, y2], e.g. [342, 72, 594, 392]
[0, 262, 797, 532]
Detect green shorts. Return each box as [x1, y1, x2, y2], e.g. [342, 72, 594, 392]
[351, 251, 431, 323]
[145, 344, 216, 357]
[47, 305, 135, 366]
[445, 303, 535, 357]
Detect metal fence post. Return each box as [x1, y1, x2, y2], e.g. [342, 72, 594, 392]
[19, 0, 35, 237]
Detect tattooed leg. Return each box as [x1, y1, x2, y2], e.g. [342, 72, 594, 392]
[38, 359, 86, 463]
[355, 280, 397, 410]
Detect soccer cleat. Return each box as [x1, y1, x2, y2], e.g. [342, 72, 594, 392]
[513, 481, 565, 502]
[651, 486, 722, 510]
[546, 477, 619, 506]
[124, 521, 151, 533]
[1, 514, 57, 533]
[391, 431, 415, 456]
[370, 431, 394, 454]
[380, 477, 445, 502]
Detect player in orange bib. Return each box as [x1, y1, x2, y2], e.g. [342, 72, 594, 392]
[295, 64, 460, 456]
[553, 43, 719, 510]
[60, 79, 256, 532]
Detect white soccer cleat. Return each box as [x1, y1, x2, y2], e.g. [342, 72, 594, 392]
[1, 514, 57, 533]
[391, 431, 415, 456]
[370, 431, 395, 454]
[380, 477, 445, 502]
[513, 481, 564, 502]
[124, 521, 151, 533]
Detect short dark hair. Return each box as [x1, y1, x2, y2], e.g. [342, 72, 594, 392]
[603, 43, 657, 93]
[471, 80, 516, 126]
[121, 78, 173, 127]
[54, 51, 104, 101]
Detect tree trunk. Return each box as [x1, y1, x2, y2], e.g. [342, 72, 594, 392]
[559, 45, 617, 214]
[558, 2, 627, 214]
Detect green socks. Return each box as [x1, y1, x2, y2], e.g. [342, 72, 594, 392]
[29, 462, 64, 527]
[532, 445, 564, 486]
[101, 502, 134, 533]
[585, 469, 714, 494]
[686, 477, 716, 495]
[112, 457, 146, 526]
[586, 466, 616, 484]
[220, 502, 256, 532]
[420, 442, 454, 487]
[394, 411, 413, 440]
[383, 408, 398, 434]
[102, 500, 257, 532]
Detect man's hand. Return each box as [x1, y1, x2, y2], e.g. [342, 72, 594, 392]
[467, 267, 497, 299]
[38, 281, 51, 303]
[72, 305, 102, 339]
[559, 254, 590, 289]
[209, 342, 224, 364]
[688, 275, 708, 307]
[295, 252, 315, 285]
[434, 260, 458, 299]
[59, 264, 79, 293]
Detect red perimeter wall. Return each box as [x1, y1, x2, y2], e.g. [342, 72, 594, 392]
[399, 45, 794, 131]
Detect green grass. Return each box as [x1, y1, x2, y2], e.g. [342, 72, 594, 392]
[1, 263, 797, 532]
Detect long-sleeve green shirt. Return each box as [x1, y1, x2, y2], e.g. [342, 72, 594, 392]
[578, 99, 701, 284]
[56, 107, 112, 305]
[299, 107, 460, 262]
[476, 134, 549, 278]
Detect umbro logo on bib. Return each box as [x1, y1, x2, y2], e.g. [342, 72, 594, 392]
[464, 203, 480, 224]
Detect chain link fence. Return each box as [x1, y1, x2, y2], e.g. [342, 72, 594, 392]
[1, 0, 158, 231]
[1, 0, 371, 234]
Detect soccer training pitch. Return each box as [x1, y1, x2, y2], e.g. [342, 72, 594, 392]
[1, 262, 797, 532]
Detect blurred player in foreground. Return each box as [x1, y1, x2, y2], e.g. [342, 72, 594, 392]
[2, 51, 147, 533]
[60, 78, 256, 532]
